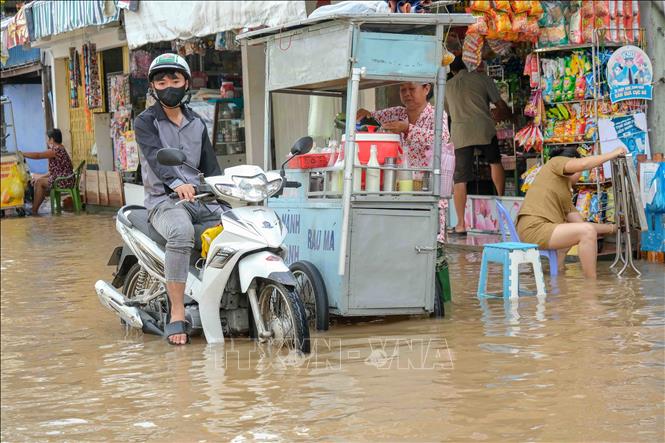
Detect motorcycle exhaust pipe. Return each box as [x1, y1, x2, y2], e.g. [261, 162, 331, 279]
[95, 280, 144, 329]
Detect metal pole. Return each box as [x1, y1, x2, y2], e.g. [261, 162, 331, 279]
[609, 159, 623, 269]
[263, 47, 272, 171]
[338, 67, 365, 276]
[617, 157, 641, 277]
[433, 65, 446, 198]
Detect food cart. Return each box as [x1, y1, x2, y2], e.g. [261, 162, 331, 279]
[238, 13, 475, 328]
[1, 96, 28, 217]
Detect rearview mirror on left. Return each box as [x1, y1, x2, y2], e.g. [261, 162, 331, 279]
[290, 136, 314, 156]
[157, 148, 186, 166]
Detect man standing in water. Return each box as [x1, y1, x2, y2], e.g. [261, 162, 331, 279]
[134, 53, 221, 345]
[445, 56, 511, 235]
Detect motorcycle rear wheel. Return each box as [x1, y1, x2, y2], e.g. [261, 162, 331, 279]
[123, 263, 167, 327]
[257, 282, 311, 354]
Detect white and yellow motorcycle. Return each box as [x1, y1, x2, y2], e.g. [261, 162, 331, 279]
[95, 137, 314, 353]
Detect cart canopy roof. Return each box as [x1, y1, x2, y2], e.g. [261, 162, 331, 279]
[238, 13, 477, 43]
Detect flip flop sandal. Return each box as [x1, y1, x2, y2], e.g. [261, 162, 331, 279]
[447, 229, 467, 237]
[164, 320, 191, 345]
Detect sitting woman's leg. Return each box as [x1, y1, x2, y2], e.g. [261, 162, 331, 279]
[548, 222, 598, 278]
[32, 177, 49, 215]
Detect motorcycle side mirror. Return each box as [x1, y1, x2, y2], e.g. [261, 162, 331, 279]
[290, 136, 313, 156]
[157, 148, 187, 166]
[279, 136, 314, 179]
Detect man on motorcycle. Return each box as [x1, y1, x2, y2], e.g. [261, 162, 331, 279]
[134, 53, 222, 345]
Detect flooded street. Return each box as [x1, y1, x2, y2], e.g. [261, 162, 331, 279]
[1, 213, 664, 442]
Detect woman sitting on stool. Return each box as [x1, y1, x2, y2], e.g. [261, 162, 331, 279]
[516, 145, 626, 279]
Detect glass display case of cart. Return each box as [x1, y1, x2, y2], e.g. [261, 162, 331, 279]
[209, 95, 245, 169]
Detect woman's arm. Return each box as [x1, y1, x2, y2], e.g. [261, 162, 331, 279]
[563, 147, 627, 174]
[21, 150, 55, 160]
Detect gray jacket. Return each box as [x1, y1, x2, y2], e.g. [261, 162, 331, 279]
[134, 103, 221, 210]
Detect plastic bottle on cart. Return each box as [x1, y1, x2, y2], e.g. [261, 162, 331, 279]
[383, 157, 396, 192]
[353, 143, 362, 192]
[365, 144, 381, 193]
[330, 146, 344, 194]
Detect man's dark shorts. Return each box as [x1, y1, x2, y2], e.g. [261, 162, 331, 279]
[453, 136, 501, 184]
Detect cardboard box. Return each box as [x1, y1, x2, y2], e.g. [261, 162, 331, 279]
[98, 170, 109, 206]
[85, 170, 99, 205]
[106, 171, 125, 207]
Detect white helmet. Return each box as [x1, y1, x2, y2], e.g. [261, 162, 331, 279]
[148, 53, 191, 81]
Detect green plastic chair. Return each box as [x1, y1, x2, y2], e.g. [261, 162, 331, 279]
[50, 161, 85, 215]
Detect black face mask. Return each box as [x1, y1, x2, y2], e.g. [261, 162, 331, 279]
[155, 86, 187, 107]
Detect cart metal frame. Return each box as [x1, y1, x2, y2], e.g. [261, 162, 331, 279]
[239, 13, 475, 316]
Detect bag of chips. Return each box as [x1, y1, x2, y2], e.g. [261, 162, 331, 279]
[529, 0, 544, 18]
[512, 12, 529, 33]
[492, 10, 513, 34]
[469, 0, 491, 12]
[510, 0, 531, 14]
[462, 33, 484, 71]
[494, 0, 512, 12]
[468, 14, 489, 35]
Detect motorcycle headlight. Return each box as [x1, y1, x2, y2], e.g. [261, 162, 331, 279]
[266, 178, 284, 196]
[215, 174, 274, 202]
[234, 175, 268, 202]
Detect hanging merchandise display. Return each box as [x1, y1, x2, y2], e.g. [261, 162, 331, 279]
[172, 38, 208, 57]
[525, 0, 647, 227]
[107, 73, 136, 172]
[108, 73, 130, 112]
[214, 30, 240, 51]
[82, 42, 103, 109]
[68, 47, 81, 108]
[130, 50, 153, 79]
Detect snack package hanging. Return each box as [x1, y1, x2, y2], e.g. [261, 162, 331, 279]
[469, 0, 491, 12]
[524, 16, 541, 41]
[524, 89, 542, 117]
[462, 33, 484, 71]
[487, 39, 512, 56]
[569, 9, 583, 44]
[468, 14, 489, 35]
[529, 0, 544, 18]
[512, 12, 529, 33]
[494, 0, 512, 12]
[511, 0, 531, 14]
[491, 10, 513, 36]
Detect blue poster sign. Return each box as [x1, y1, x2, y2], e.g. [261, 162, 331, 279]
[607, 45, 653, 103]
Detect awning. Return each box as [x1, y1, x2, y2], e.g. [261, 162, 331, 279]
[26, 0, 120, 42]
[1, 45, 41, 71]
[123, 1, 307, 49]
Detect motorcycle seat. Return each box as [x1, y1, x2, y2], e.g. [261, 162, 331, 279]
[124, 207, 168, 247]
[119, 205, 204, 251]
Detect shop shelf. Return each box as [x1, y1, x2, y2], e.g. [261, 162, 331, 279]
[534, 42, 623, 53]
[544, 141, 595, 146]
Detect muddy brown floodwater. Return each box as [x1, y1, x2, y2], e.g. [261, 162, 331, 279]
[1, 213, 664, 442]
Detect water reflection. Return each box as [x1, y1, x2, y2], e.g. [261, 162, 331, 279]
[1, 214, 664, 441]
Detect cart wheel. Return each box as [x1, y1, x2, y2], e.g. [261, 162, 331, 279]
[433, 276, 445, 318]
[290, 261, 329, 331]
[16, 208, 26, 217]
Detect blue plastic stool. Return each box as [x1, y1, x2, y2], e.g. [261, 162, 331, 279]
[495, 201, 559, 277]
[477, 242, 547, 298]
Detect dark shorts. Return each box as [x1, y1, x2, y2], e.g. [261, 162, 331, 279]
[453, 137, 501, 184]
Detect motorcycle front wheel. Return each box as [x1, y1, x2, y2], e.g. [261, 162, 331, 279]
[258, 282, 311, 354]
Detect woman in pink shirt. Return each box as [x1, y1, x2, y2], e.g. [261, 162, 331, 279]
[357, 82, 455, 243]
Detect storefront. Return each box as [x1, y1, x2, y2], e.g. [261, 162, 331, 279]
[440, 0, 657, 256]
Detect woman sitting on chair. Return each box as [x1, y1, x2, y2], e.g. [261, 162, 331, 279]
[21, 128, 74, 216]
[516, 145, 626, 279]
